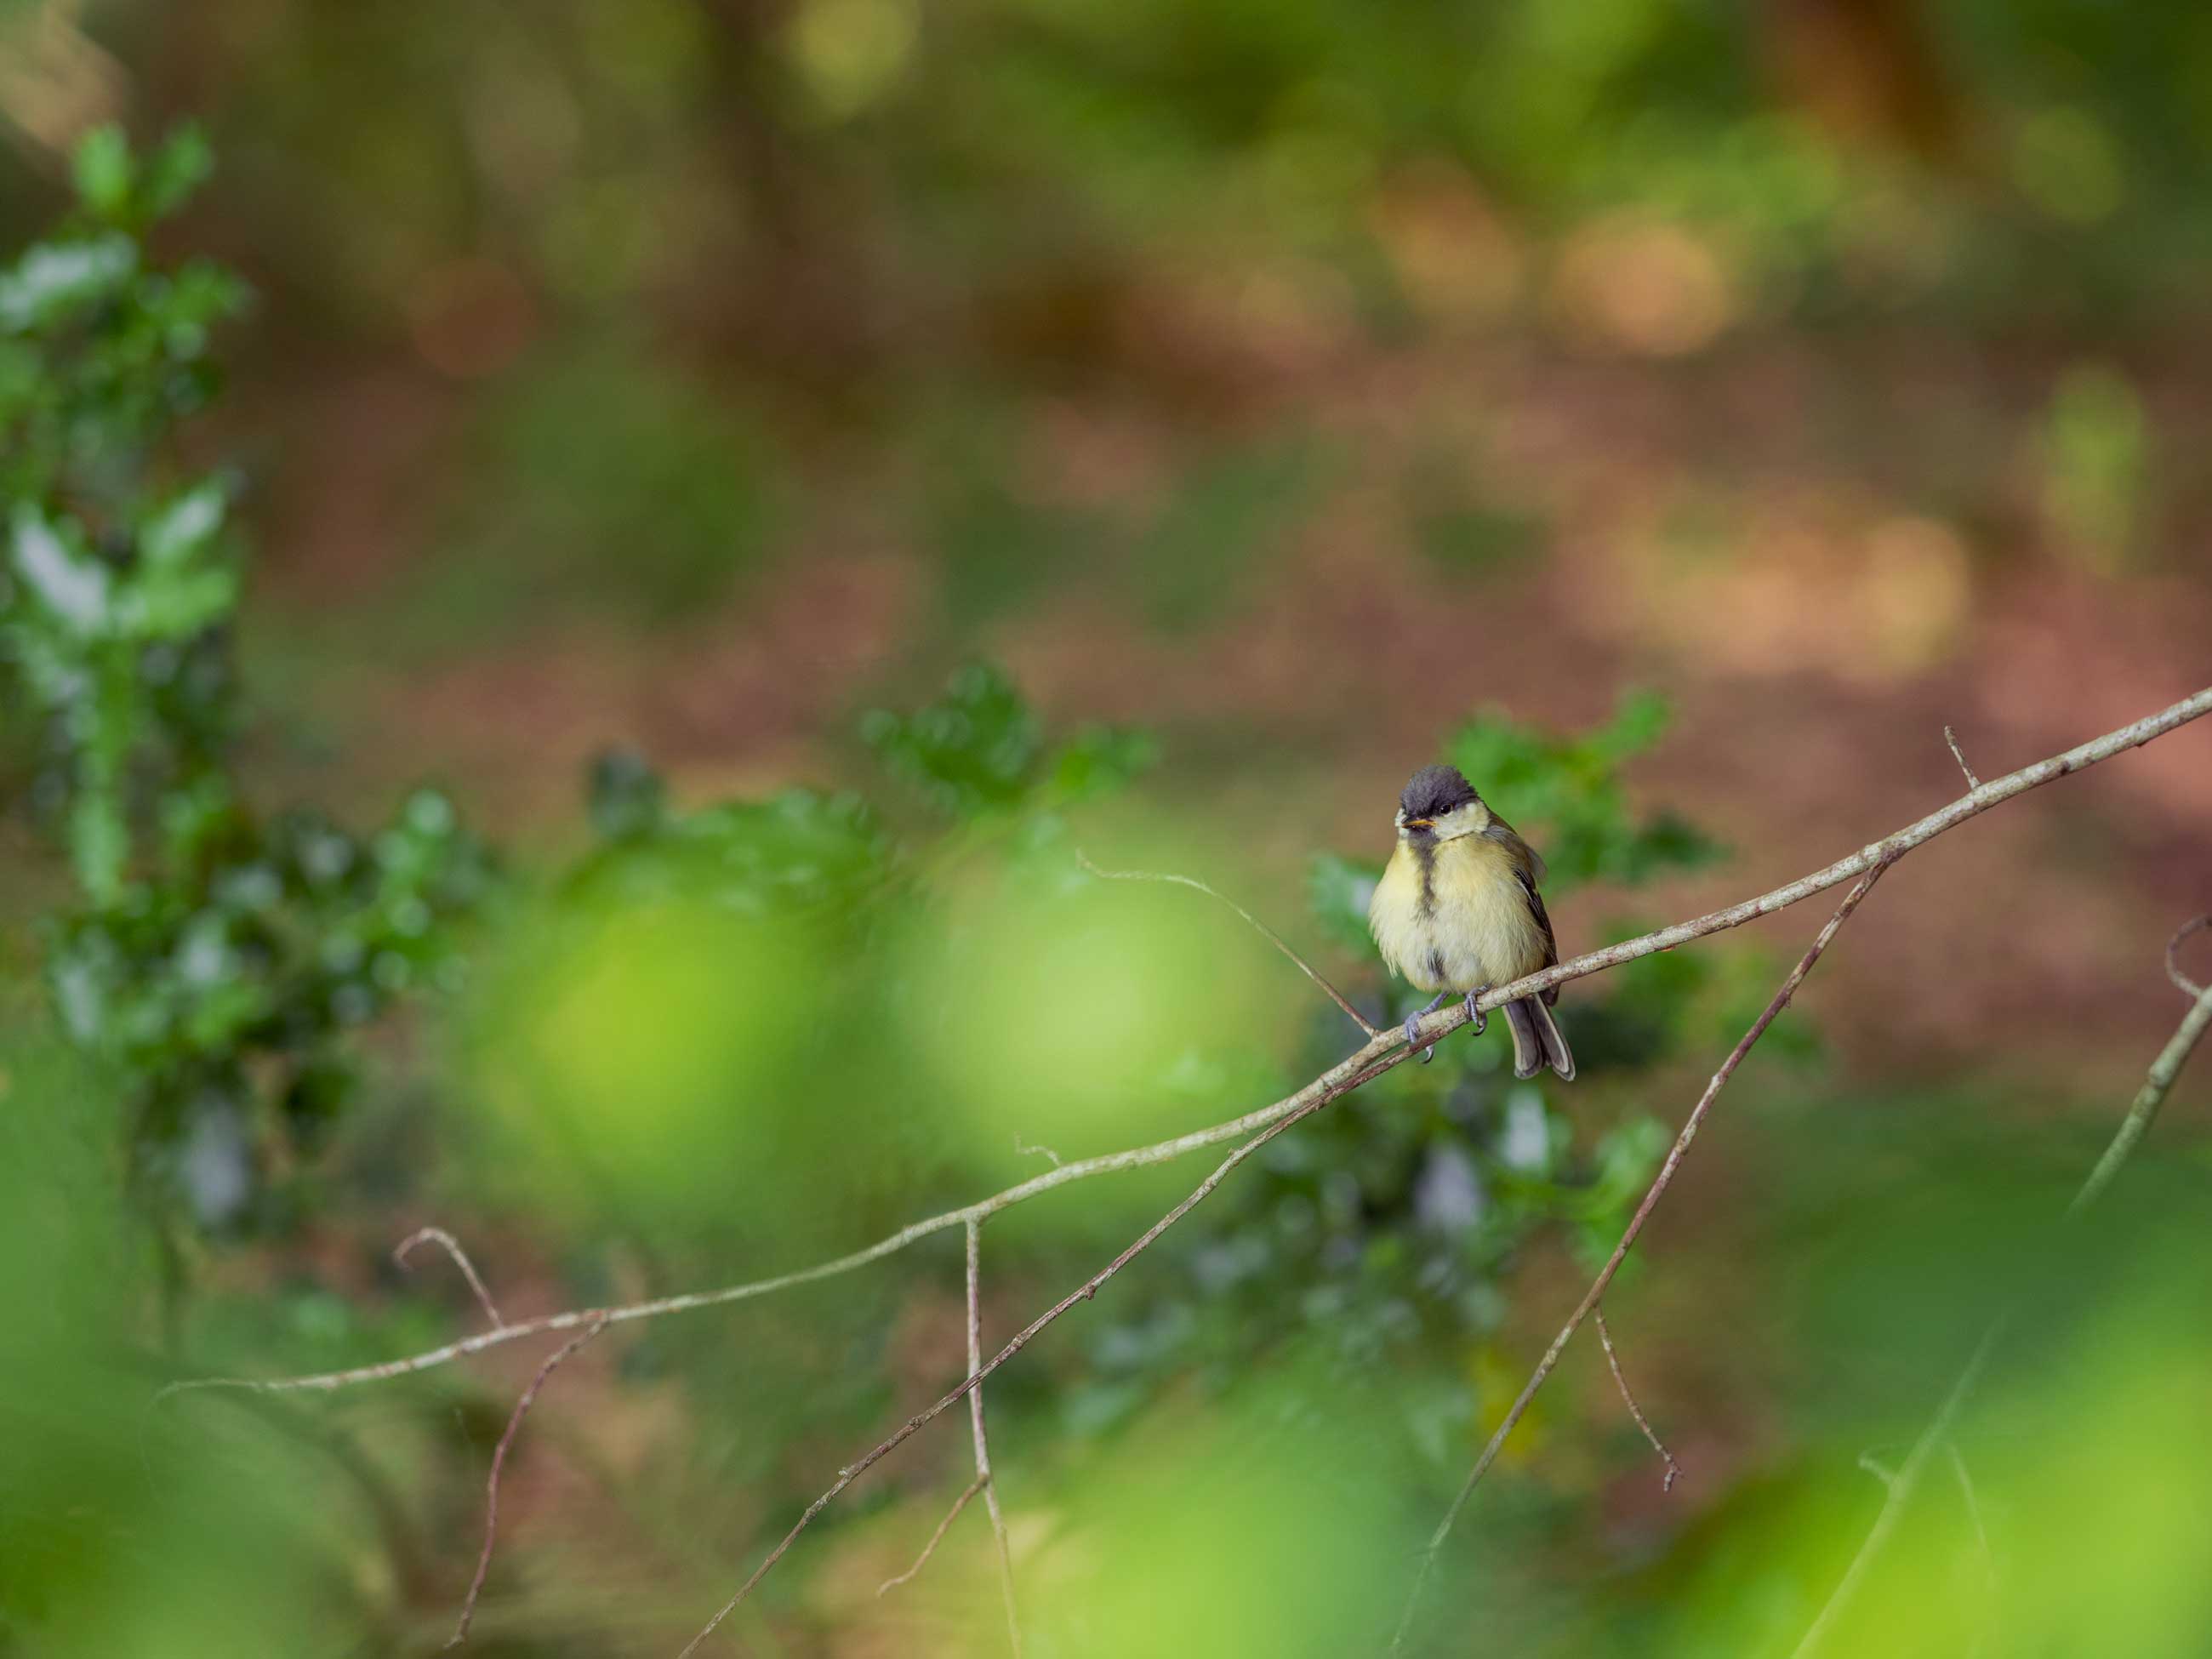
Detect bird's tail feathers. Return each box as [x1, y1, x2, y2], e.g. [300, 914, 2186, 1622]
[1502, 996, 1575, 1081]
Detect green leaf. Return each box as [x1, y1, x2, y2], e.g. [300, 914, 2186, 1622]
[10, 505, 111, 636]
[71, 125, 134, 221]
[1307, 852, 1382, 956]
[139, 479, 228, 565]
[1048, 724, 1157, 803]
[141, 125, 216, 219]
[0, 235, 137, 333]
[1593, 687, 1672, 760]
[115, 564, 237, 640]
[67, 790, 129, 906]
[863, 663, 1043, 818]
[572, 788, 887, 915]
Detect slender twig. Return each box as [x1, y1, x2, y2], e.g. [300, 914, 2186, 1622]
[1077, 849, 1380, 1039]
[877, 1476, 986, 1597]
[2165, 914, 2208, 999]
[966, 1220, 1022, 1656]
[1943, 726, 1981, 790]
[397, 1227, 506, 1330]
[872, 1222, 1023, 1638]
[1593, 1306, 1679, 1493]
[1013, 1136, 1063, 1168]
[1856, 1454, 1897, 1488]
[447, 1315, 607, 1647]
[1393, 862, 1890, 1651]
[1790, 962, 2212, 1657]
[159, 689, 2212, 1408]
[675, 1046, 1405, 1658]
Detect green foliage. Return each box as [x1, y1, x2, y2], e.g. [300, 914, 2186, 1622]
[1448, 689, 1725, 893]
[568, 779, 890, 917]
[1076, 690, 1736, 1462]
[3, 130, 490, 1233]
[862, 661, 1155, 818]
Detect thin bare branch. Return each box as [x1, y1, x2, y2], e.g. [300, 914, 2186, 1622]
[1856, 1453, 1897, 1488]
[1077, 849, 1380, 1038]
[1012, 1136, 1063, 1168]
[2165, 914, 2209, 1000]
[876, 1476, 985, 1597]
[160, 687, 2212, 1408]
[676, 1046, 1404, 1658]
[447, 1315, 607, 1647]
[1393, 861, 1890, 1651]
[1943, 725, 1981, 790]
[2068, 973, 2212, 1219]
[396, 1226, 505, 1330]
[1593, 1306, 1679, 1493]
[966, 1220, 1022, 1656]
[1790, 964, 2212, 1657]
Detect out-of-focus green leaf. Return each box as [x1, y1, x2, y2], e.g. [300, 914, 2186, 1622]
[1307, 850, 1381, 957]
[0, 237, 137, 334]
[573, 787, 889, 915]
[9, 505, 111, 635]
[864, 661, 1045, 817]
[1447, 689, 1725, 893]
[140, 124, 216, 219]
[1049, 723, 1159, 803]
[138, 479, 227, 566]
[71, 125, 135, 221]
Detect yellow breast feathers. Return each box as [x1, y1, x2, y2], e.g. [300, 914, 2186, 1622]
[1369, 831, 1554, 995]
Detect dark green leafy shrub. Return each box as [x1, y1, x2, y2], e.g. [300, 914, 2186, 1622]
[3, 129, 490, 1234]
[1072, 690, 1750, 1457]
[862, 660, 1155, 818]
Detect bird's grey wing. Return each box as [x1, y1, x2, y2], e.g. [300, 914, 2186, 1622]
[1484, 812, 1546, 885]
[1486, 817, 1562, 995]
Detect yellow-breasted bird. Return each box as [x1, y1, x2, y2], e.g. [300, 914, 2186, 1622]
[1367, 763, 1575, 1079]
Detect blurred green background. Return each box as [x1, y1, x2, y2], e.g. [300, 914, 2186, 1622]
[3, 1, 2211, 1654]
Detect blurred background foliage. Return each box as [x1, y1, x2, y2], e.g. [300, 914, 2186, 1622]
[3, 3, 2211, 1656]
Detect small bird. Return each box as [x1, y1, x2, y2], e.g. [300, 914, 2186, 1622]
[1367, 763, 1575, 1080]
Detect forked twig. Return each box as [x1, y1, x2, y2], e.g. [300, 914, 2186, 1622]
[397, 1226, 506, 1330]
[1943, 726, 1981, 790]
[447, 1316, 607, 1646]
[140, 690, 2212, 1656]
[877, 1476, 986, 1597]
[1077, 850, 1380, 1039]
[1393, 861, 1890, 1650]
[1593, 1305, 1679, 1492]
[2165, 914, 2208, 999]
[159, 689, 2212, 1409]
[675, 1045, 1405, 1657]
[966, 1220, 1022, 1655]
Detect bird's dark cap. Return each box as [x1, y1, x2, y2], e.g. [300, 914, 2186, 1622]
[1400, 764, 1479, 820]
